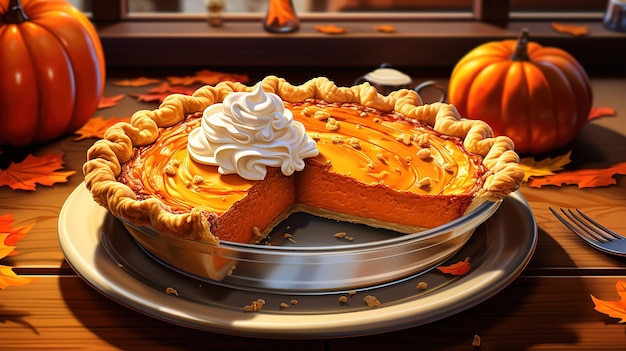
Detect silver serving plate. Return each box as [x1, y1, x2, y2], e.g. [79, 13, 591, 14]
[120, 198, 501, 293]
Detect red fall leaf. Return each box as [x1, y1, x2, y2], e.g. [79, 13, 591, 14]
[527, 162, 626, 188]
[374, 24, 396, 33]
[437, 256, 472, 275]
[551, 22, 589, 36]
[131, 82, 198, 103]
[113, 77, 162, 87]
[0, 214, 34, 256]
[315, 24, 347, 34]
[589, 106, 616, 121]
[0, 153, 76, 191]
[98, 94, 125, 109]
[166, 69, 250, 86]
[74, 116, 131, 141]
[591, 281, 626, 323]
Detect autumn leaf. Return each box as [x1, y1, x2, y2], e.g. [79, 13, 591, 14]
[437, 256, 471, 275]
[74, 116, 131, 141]
[315, 24, 347, 34]
[551, 22, 589, 36]
[589, 106, 616, 121]
[113, 77, 162, 87]
[374, 24, 396, 33]
[0, 153, 76, 191]
[0, 215, 37, 289]
[167, 69, 250, 86]
[0, 214, 35, 256]
[131, 82, 198, 103]
[98, 94, 125, 109]
[591, 281, 626, 323]
[0, 266, 37, 289]
[527, 162, 626, 188]
[520, 150, 572, 182]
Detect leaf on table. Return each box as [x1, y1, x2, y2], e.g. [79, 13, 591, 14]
[0, 216, 37, 289]
[0, 265, 37, 289]
[527, 162, 626, 188]
[98, 94, 125, 109]
[166, 69, 250, 86]
[591, 281, 626, 323]
[520, 150, 572, 182]
[315, 24, 348, 34]
[74, 116, 131, 141]
[113, 77, 162, 87]
[0, 153, 76, 191]
[0, 214, 35, 256]
[551, 22, 589, 36]
[589, 106, 617, 121]
[436, 256, 471, 275]
[131, 82, 198, 103]
[374, 24, 396, 33]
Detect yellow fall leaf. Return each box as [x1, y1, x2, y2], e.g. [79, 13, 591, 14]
[0, 217, 37, 289]
[519, 150, 572, 182]
[0, 266, 37, 289]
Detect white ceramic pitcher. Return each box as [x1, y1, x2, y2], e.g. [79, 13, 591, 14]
[354, 65, 447, 103]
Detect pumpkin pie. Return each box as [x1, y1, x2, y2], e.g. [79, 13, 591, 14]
[83, 76, 524, 248]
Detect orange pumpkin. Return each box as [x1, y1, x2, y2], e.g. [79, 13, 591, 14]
[0, 0, 105, 147]
[448, 29, 592, 155]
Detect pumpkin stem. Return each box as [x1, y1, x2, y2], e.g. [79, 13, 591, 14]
[3, 0, 29, 24]
[511, 28, 530, 61]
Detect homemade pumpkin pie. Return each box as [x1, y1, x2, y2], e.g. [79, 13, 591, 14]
[83, 76, 523, 248]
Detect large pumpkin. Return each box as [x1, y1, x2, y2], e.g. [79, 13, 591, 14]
[448, 29, 592, 155]
[0, 0, 105, 147]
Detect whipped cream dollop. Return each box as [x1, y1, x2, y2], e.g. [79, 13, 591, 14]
[187, 83, 319, 180]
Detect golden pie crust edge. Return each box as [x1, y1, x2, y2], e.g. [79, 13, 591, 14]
[83, 76, 524, 244]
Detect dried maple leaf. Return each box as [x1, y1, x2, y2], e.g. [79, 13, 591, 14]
[131, 82, 198, 103]
[74, 116, 131, 141]
[437, 256, 471, 275]
[0, 153, 76, 191]
[0, 215, 37, 289]
[527, 162, 626, 188]
[520, 150, 572, 182]
[591, 281, 626, 323]
[113, 77, 162, 87]
[0, 214, 35, 256]
[589, 106, 616, 121]
[374, 24, 396, 33]
[551, 22, 589, 37]
[167, 69, 250, 86]
[98, 94, 125, 109]
[315, 24, 347, 34]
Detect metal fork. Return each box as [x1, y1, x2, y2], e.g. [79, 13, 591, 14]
[549, 207, 626, 257]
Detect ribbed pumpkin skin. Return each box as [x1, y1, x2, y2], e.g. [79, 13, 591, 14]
[0, 0, 105, 147]
[448, 32, 592, 155]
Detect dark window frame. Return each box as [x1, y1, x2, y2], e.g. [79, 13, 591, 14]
[90, 0, 625, 73]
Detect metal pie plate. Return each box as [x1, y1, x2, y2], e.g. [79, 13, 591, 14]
[118, 192, 501, 293]
[59, 183, 536, 338]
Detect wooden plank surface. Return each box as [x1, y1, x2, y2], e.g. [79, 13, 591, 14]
[2, 276, 626, 350]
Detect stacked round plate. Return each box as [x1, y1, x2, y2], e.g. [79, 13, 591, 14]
[59, 183, 536, 337]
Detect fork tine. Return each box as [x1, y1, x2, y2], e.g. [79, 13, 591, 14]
[565, 209, 615, 242]
[550, 207, 626, 257]
[574, 209, 625, 240]
[548, 207, 604, 243]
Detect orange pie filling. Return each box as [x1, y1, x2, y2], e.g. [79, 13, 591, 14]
[85, 76, 523, 255]
[117, 99, 488, 245]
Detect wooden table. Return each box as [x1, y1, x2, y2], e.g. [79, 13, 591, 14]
[2, 74, 626, 350]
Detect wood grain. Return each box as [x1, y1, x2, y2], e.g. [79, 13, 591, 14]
[2, 276, 626, 350]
